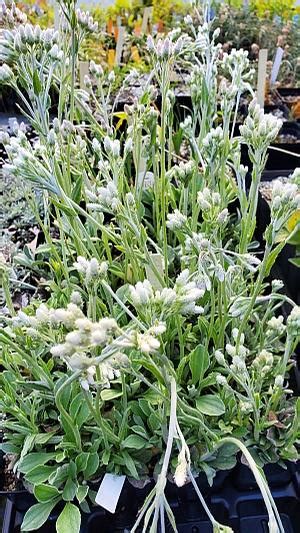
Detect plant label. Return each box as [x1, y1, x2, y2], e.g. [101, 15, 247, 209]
[270, 47, 284, 86]
[115, 26, 125, 66]
[257, 49, 268, 108]
[79, 61, 89, 90]
[145, 253, 164, 290]
[137, 170, 155, 191]
[141, 7, 153, 34]
[54, 1, 60, 31]
[95, 474, 126, 513]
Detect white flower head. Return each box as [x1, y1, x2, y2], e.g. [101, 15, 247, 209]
[174, 449, 188, 487]
[166, 210, 187, 230]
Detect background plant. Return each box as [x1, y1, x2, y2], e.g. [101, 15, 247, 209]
[0, 1, 299, 532]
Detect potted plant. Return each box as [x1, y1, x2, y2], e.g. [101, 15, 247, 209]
[0, 1, 299, 531]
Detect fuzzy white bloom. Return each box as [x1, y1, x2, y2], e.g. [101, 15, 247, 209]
[240, 401, 253, 413]
[108, 71, 115, 84]
[104, 136, 120, 158]
[147, 34, 186, 60]
[124, 137, 133, 156]
[12, 310, 37, 328]
[166, 210, 187, 230]
[35, 303, 51, 324]
[0, 64, 14, 84]
[217, 208, 229, 225]
[174, 449, 188, 487]
[51, 343, 74, 358]
[86, 181, 120, 212]
[129, 280, 154, 307]
[267, 315, 286, 335]
[148, 322, 166, 336]
[73, 256, 107, 284]
[287, 306, 300, 336]
[70, 291, 83, 307]
[50, 303, 85, 328]
[136, 332, 160, 354]
[184, 15, 193, 25]
[253, 350, 273, 374]
[216, 374, 227, 386]
[155, 288, 177, 306]
[230, 355, 247, 373]
[215, 350, 226, 366]
[240, 98, 282, 149]
[90, 60, 103, 78]
[274, 375, 284, 388]
[271, 181, 300, 217]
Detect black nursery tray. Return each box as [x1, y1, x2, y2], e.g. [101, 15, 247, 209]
[2, 463, 300, 533]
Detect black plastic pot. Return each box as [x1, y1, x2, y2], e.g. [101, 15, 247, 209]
[2, 463, 300, 532]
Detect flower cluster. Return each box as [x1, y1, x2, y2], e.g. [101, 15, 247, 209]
[73, 257, 108, 284]
[166, 210, 187, 231]
[221, 48, 255, 93]
[270, 181, 300, 235]
[0, 1, 27, 26]
[287, 306, 300, 336]
[226, 329, 249, 375]
[167, 161, 195, 186]
[0, 64, 14, 84]
[197, 186, 228, 224]
[147, 34, 186, 61]
[86, 181, 120, 213]
[240, 99, 282, 150]
[129, 270, 204, 316]
[253, 349, 274, 375]
[76, 8, 98, 33]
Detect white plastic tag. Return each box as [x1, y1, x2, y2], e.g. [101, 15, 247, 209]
[79, 61, 89, 90]
[137, 170, 154, 191]
[257, 49, 268, 109]
[145, 253, 164, 290]
[54, 2, 60, 31]
[95, 474, 126, 513]
[141, 7, 153, 34]
[270, 47, 284, 86]
[115, 26, 125, 66]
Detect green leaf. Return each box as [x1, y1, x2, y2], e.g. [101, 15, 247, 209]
[84, 452, 99, 479]
[121, 451, 139, 478]
[122, 434, 148, 450]
[0, 442, 20, 453]
[100, 389, 123, 401]
[21, 499, 59, 531]
[25, 465, 58, 485]
[70, 393, 90, 429]
[72, 175, 83, 204]
[189, 344, 209, 385]
[76, 485, 89, 504]
[56, 503, 81, 533]
[62, 477, 77, 501]
[75, 452, 89, 473]
[34, 484, 61, 503]
[33, 70, 42, 95]
[19, 453, 57, 474]
[265, 241, 286, 276]
[290, 257, 300, 267]
[101, 449, 110, 466]
[196, 394, 225, 416]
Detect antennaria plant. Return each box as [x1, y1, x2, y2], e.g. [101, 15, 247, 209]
[0, 1, 299, 532]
